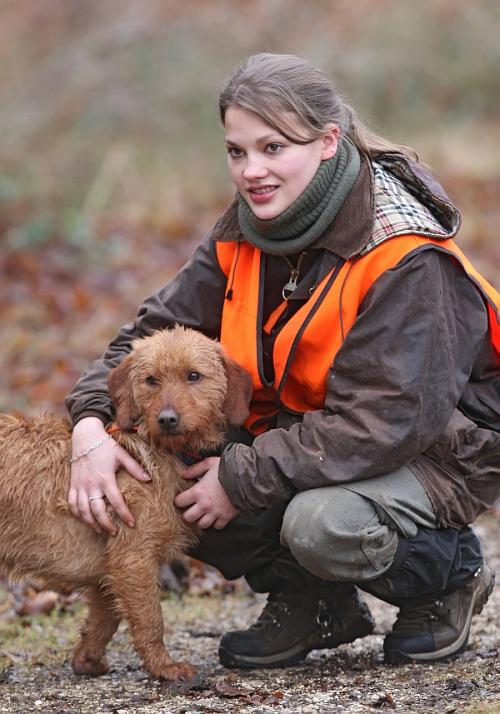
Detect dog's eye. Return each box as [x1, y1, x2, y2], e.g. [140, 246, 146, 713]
[187, 371, 201, 382]
[145, 375, 159, 387]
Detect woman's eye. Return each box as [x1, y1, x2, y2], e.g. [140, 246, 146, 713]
[145, 375, 159, 386]
[187, 371, 201, 382]
[227, 147, 242, 159]
[266, 143, 283, 153]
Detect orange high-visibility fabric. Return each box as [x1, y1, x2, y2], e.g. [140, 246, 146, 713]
[215, 236, 500, 433]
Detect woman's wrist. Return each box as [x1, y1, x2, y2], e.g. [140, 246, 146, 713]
[69, 434, 113, 464]
[72, 416, 109, 451]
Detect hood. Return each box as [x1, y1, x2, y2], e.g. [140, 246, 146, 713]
[363, 153, 462, 256]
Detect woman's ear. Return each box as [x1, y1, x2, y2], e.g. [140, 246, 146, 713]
[107, 354, 139, 430]
[320, 124, 340, 160]
[220, 350, 254, 426]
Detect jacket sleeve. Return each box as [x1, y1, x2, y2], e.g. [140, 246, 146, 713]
[219, 249, 489, 513]
[65, 232, 228, 425]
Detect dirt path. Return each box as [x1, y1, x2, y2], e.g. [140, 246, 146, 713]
[0, 512, 498, 714]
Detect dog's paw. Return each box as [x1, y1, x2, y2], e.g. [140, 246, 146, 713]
[71, 653, 109, 677]
[157, 661, 198, 688]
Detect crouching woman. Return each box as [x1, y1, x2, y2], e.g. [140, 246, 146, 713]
[66, 53, 499, 668]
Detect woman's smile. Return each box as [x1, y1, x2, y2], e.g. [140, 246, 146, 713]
[247, 184, 279, 203]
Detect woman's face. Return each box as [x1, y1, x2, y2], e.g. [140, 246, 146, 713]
[224, 106, 339, 220]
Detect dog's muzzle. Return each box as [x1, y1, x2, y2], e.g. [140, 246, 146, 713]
[157, 408, 180, 434]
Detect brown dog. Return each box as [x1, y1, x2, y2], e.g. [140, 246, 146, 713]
[0, 326, 253, 683]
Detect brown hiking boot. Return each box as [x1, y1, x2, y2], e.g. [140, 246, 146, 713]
[218, 585, 374, 668]
[384, 562, 495, 664]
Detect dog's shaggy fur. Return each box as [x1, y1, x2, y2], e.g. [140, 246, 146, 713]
[0, 326, 253, 683]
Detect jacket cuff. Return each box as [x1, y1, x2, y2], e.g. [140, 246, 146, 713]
[218, 442, 259, 513]
[72, 410, 111, 427]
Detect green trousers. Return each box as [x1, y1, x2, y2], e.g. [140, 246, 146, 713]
[191, 465, 437, 591]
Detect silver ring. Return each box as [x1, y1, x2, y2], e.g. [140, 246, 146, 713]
[88, 496, 104, 502]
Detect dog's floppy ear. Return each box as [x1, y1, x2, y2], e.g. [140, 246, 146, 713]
[221, 351, 254, 426]
[108, 354, 138, 430]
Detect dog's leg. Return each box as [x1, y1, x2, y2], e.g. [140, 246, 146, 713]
[72, 585, 121, 676]
[107, 551, 197, 683]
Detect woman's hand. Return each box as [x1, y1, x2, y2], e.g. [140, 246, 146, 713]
[175, 456, 239, 530]
[68, 416, 151, 534]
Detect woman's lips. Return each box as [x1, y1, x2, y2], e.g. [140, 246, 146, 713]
[247, 185, 278, 204]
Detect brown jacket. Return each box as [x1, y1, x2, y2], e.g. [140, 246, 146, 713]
[66, 155, 500, 529]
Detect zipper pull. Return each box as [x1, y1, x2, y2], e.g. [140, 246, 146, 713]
[282, 269, 300, 300]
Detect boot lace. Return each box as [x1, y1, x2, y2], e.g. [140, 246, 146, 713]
[393, 598, 448, 634]
[249, 594, 293, 632]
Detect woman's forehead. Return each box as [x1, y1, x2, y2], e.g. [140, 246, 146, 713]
[224, 105, 309, 143]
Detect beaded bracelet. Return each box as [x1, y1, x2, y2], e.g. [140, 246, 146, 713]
[69, 435, 112, 464]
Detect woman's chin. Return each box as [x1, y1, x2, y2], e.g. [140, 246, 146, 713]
[248, 200, 286, 221]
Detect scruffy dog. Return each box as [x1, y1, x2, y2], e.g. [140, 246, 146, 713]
[0, 326, 253, 684]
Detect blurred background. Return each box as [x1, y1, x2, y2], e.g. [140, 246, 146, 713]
[1, 0, 499, 416]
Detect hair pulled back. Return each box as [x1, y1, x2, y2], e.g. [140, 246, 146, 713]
[219, 53, 417, 161]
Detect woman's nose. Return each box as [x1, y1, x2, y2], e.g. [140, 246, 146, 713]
[242, 154, 268, 180]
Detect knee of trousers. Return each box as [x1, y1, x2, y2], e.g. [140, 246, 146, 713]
[280, 486, 399, 582]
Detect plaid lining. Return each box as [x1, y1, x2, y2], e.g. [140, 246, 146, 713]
[361, 162, 453, 256]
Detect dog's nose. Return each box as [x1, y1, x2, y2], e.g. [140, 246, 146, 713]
[158, 409, 180, 432]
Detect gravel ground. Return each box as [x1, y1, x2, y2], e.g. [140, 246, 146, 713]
[0, 513, 498, 714]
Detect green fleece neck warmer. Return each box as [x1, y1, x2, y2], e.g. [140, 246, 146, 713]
[238, 136, 360, 255]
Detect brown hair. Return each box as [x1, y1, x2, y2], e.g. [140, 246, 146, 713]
[219, 53, 418, 161]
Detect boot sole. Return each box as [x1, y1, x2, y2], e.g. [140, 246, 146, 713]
[219, 617, 375, 669]
[219, 642, 313, 669]
[384, 565, 495, 665]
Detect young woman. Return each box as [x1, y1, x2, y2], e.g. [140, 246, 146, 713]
[66, 53, 499, 668]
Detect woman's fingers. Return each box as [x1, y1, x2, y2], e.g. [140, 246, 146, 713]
[175, 487, 196, 509]
[76, 488, 101, 531]
[182, 456, 220, 481]
[197, 513, 216, 530]
[104, 481, 135, 528]
[117, 447, 151, 482]
[68, 486, 80, 521]
[89, 497, 117, 535]
[181, 461, 207, 480]
[182, 503, 204, 524]
[213, 517, 230, 530]
[71, 474, 133, 534]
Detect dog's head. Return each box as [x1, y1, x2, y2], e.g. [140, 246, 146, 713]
[108, 326, 253, 452]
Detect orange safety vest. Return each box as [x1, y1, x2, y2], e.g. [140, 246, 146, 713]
[216, 236, 500, 435]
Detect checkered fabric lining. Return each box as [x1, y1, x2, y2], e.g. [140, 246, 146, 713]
[361, 162, 451, 256]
